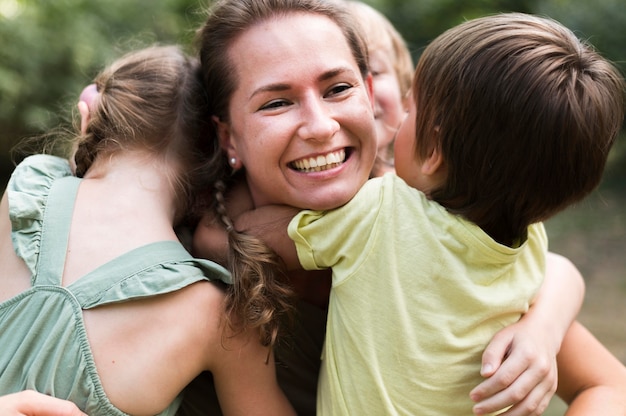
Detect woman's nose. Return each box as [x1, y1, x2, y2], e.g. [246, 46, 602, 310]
[297, 97, 340, 142]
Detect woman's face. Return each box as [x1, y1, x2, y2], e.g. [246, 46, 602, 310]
[217, 13, 377, 210]
[369, 48, 407, 153]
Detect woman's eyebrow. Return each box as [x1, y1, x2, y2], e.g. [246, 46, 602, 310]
[249, 67, 359, 100]
[318, 66, 357, 82]
[249, 83, 290, 100]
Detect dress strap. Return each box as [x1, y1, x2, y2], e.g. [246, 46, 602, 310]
[34, 176, 81, 286]
[68, 241, 231, 308]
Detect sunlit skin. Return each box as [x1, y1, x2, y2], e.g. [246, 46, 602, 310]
[216, 13, 377, 211]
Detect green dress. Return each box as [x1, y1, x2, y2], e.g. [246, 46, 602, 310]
[0, 155, 231, 416]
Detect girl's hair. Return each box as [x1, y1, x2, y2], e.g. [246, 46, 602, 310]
[345, 1, 412, 97]
[412, 13, 625, 244]
[345, 0, 413, 174]
[195, 0, 369, 348]
[74, 45, 214, 223]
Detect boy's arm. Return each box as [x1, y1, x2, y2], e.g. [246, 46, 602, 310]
[193, 205, 299, 270]
[193, 211, 229, 266]
[557, 321, 626, 415]
[470, 252, 585, 415]
[192, 177, 300, 269]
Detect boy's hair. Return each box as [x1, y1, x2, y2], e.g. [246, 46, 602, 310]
[412, 13, 625, 244]
[196, 0, 370, 348]
[74, 45, 213, 220]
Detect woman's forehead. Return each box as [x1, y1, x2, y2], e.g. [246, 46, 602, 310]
[228, 13, 360, 91]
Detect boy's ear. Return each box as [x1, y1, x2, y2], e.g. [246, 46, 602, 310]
[421, 127, 444, 176]
[213, 115, 242, 169]
[421, 146, 444, 176]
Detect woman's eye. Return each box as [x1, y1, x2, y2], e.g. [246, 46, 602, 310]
[326, 83, 352, 97]
[259, 99, 290, 111]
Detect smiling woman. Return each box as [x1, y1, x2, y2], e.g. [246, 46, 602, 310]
[212, 11, 377, 211]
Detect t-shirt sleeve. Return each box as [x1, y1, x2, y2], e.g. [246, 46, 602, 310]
[287, 178, 385, 279]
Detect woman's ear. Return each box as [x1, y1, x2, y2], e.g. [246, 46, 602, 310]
[213, 115, 242, 169]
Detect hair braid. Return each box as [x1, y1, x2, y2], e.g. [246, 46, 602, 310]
[213, 180, 295, 352]
[73, 130, 102, 178]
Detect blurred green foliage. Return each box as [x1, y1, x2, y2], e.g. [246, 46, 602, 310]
[0, 0, 205, 132]
[1, 0, 625, 188]
[0, 0, 207, 183]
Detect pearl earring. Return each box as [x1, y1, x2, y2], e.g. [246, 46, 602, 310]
[229, 157, 237, 167]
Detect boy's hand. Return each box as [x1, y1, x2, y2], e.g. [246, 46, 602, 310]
[470, 321, 556, 415]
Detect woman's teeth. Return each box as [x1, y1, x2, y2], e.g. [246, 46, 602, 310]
[292, 149, 346, 172]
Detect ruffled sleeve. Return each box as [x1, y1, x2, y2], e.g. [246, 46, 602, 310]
[8, 154, 73, 277]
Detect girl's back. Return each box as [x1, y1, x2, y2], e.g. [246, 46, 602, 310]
[0, 153, 230, 415]
[0, 46, 233, 415]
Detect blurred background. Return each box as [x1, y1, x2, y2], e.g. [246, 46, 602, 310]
[1, 0, 624, 413]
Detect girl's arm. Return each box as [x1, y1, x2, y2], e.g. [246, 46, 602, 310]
[557, 321, 626, 415]
[210, 325, 296, 416]
[470, 252, 585, 415]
